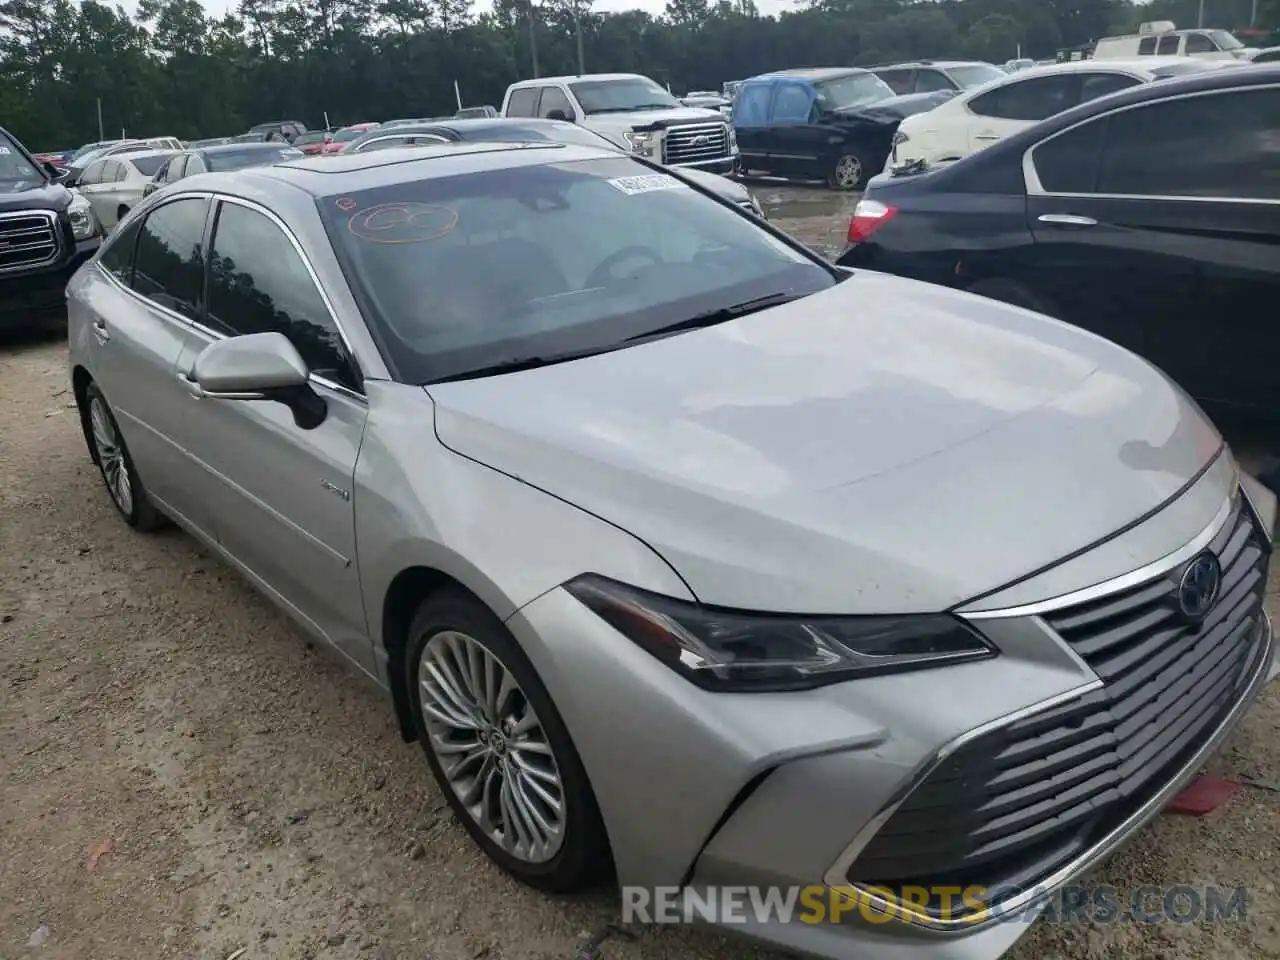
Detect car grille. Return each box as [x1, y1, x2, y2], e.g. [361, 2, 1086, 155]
[663, 123, 731, 166]
[846, 494, 1270, 917]
[0, 211, 60, 272]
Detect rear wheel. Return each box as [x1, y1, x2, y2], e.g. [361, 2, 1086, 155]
[83, 383, 164, 531]
[966, 278, 1059, 317]
[828, 150, 869, 191]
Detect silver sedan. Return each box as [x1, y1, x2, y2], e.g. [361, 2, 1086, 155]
[66, 142, 1278, 960]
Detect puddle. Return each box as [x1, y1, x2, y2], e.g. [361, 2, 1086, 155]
[744, 180, 861, 220]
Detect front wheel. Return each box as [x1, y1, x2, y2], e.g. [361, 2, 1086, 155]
[828, 150, 869, 191]
[405, 589, 611, 892]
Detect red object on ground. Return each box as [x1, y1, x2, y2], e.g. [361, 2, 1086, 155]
[1164, 776, 1241, 816]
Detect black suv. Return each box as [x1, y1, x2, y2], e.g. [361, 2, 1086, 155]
[869, 60, 1007, 95]
[0, 125, 102, 331]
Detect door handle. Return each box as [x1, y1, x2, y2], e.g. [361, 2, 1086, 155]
[1037, 213, 1098, 227]
[974, 133, 1000, 141]
[90, 318, 110, 342]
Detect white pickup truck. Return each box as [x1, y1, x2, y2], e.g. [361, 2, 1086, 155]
[501, 73, 738, 174]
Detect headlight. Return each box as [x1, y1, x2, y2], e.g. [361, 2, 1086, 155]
[623, 129, 659, 158]
[67, 192, 98, 240]
[564, 575, 995, 691]
[728, 127, 738, 152]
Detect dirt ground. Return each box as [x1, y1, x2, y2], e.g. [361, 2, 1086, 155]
[2, 186, 1279, 960]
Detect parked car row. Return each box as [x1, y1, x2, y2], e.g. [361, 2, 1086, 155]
[58, 80, 1279, 960]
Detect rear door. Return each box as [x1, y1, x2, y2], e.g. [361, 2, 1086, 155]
[763, 79, 822, 177]
[1024, 84, 1280, 413]
[965, 75, 1075, 152]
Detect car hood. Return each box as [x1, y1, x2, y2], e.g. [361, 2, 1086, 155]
[836, 91, 956, 123]
[0, 179, 71, 211]
[589, 107, 727, 136]
[428, 271, 1222, 613]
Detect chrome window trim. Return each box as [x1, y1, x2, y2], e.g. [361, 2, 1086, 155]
[354, 133, 451, 152]
[824, 612, 1273, 932]
[93, 189, 367, 403]
[962, 475, 1238, 620]
[1023, 80, 1280, 203]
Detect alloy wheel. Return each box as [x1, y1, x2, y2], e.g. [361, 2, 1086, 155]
[417, 630, 566, 863]
[835, 154, 863, 189]
[89, 395, 134, 516]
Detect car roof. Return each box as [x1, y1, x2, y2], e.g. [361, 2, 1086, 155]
[978, 55, 1218, 81]
[197, 142, 294, 155]
[932, 62, 1280, 179]
[117, 149, 177, 164]
[871, 60, 993, 70]
[751, 67, 870, 82]
[508, 73, 649, 87]
[207, 141, 616, 196]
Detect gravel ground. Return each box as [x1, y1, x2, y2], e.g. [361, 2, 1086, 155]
[2, 186, 1279, 960]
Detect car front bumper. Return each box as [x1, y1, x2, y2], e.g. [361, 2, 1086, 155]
[0, 237, 100, 328]
[504, 477, 1276, 960]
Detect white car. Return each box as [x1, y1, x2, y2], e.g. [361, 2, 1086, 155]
[501, 73, 737, 175]
[1093, 21, 1258, 62]
[888, 57, 1233, 170]
[75, 149, 177, 230]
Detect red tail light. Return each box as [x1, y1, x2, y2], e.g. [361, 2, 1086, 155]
[847, 199, 898, 244]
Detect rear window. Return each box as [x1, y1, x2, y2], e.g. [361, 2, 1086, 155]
[130, 153, 175, 176]
[319, 155, 832, 384]
[947, 64, 1007, 89]
[206, 147, 303, 171]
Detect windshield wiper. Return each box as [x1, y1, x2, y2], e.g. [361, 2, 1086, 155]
[626, 292, 806, 343]
[426, 345, 619, 384]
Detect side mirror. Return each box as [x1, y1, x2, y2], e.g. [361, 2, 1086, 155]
[46, 162, 70, 182]
[193, 332, 327, 429]
[546, 109, 575, 123]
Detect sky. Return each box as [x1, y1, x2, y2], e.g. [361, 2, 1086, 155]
[117, 0, 802, 20]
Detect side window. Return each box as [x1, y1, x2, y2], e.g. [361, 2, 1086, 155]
[169, 155, 189, 181]
[914, 70, 954, 93]
[877, 70, 913, 95]
[770, 83, 814, 122]
[1031, 118, 1107, 193]
[185, 156, 207, 175]
[97, 217, 144, 284]
[1186, 33, 1216, 53]
[733, 83, 772, 125]
[130, 196, 210, 319]
[1078, 72, 1143, 104]
[970, 76, 1073, 121]
[538, 86, 575, 120]
[81, 161, 104, 185]
[1138, 36, 1157, 55]
[105, 161, 126, 183]
[1097, 88, 1280, 199]
[361, 136, 413, 152]
[206, 202, 359, 390]
[505, 88, 539, 118]
[1156, 34, 1180, 55]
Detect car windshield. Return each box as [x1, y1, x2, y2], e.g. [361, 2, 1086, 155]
[948, 64, 1007, 88]
[206, 146, 303, 170]
[293, 133, 325, 144]
[1209, 30, 1243, 49]
[0, 131, 44, 186]
[334, 128, 370, 142]
[72, 141, 115, 161]
[569, 78, 681, 114]
[319, 155, 833, 384]
[815, 73, 895, 110]
[130, 153, 175, 176]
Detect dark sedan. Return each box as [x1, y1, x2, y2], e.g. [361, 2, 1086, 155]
[144, 141, 304, 197]
[836, 64, 1280, 417]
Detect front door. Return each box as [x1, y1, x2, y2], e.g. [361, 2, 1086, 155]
[176, 197, 372, 670]
[731, 81, 775, 174]
[764, 80, 823, 178]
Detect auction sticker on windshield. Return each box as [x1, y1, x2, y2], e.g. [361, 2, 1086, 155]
[607, 174, 689, 196]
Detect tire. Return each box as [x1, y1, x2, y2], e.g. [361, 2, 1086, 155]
[828, 150, 869, 191]
[405, 588, 611, 893]
[82, 382, 164, 531]
[966, 277, 1059, 317]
